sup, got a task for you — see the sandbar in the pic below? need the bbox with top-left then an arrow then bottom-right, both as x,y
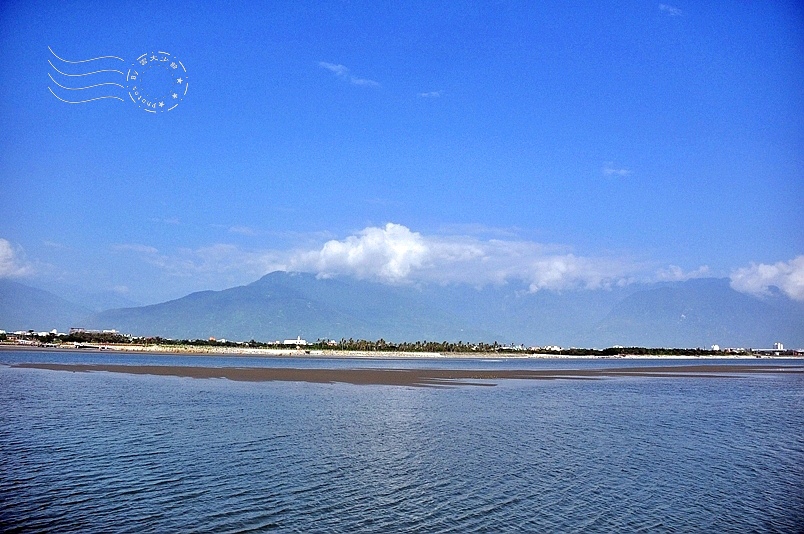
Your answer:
10,363 -> 803,387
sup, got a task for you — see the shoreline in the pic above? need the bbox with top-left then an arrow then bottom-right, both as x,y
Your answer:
10,362 -> 804,387
1,343 -> 798,360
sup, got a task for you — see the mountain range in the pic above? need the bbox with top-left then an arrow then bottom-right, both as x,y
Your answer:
2,272 -> 802,348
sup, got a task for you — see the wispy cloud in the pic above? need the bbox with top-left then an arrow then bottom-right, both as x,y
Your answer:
228,225 -> 257,236
0,238 -> 32,278
319,62 -> 380,87
319,62 -> 349,77
113,243 -> 159,255
730,256 -> 804,301
149,217 -> 181,226
42,240 -> 70,250
114,242 -> 285,282
602,162 -> 632,177
349,77 -> 380,87
659,4 -> 683,16
438,223 -> 522,239
418,91 -> 442,98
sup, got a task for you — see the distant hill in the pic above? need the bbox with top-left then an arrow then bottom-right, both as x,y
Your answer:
83,271 -> 804,348
590,278 -> 804,348
31,281 -> 141,313
0,279 -> 92,331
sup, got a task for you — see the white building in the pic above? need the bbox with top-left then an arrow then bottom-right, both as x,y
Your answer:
773,342 -> 784,351
283,336 -> 307,346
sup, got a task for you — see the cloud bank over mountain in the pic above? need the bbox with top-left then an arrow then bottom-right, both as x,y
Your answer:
102,224 -> 804,303
730,256 -> 804,301
288,223 -> 634,292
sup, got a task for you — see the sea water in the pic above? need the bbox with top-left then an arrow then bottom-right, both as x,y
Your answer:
1,352 -> 802,532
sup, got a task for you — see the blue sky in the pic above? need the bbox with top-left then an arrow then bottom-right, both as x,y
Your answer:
1,0 -> 802,304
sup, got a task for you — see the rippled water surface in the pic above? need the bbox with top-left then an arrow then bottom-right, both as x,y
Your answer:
1,352 -> 802,532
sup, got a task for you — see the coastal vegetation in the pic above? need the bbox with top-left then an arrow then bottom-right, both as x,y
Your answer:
3,329 -> 792,356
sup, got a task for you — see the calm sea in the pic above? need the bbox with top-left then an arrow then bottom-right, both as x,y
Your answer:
1,351 -> 802,532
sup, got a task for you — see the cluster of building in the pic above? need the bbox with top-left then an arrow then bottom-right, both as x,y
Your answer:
207,336 -> 311,346
711,342 -> 790,355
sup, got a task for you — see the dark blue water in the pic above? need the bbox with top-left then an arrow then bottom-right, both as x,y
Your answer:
2,352 -> 803,532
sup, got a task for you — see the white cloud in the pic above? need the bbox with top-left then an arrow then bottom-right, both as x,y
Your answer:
657,264 -> 710,281
523,255 -> 630,292
659,4 -> 683,16
287,223 -> 636,291
602,162 -> 631,177
418,91 -> 442,98
0,238 -> 31,278
730,256 -> 804,301
289,223 -> 427,282
319,61 -> 380,87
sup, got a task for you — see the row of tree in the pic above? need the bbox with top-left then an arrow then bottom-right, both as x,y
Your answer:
317,339 -> 723,355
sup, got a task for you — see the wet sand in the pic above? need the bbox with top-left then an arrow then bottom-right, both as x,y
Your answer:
11,363 -> 804,387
